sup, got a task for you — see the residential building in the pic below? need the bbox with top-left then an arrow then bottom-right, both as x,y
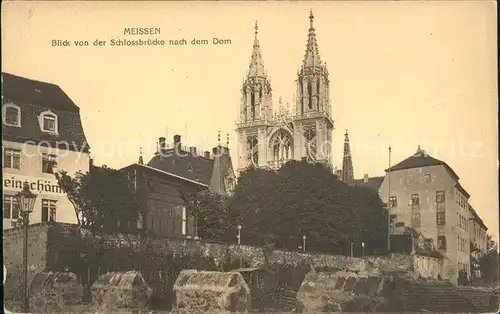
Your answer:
236,11 -> 334,172
469,204 -> 488,279
469,205 -> 488,254
119,134 -> 236,239
2,72 -> 90,229
374,146 -> 482,284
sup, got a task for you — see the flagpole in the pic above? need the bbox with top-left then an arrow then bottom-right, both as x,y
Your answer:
387,145 -> 392,254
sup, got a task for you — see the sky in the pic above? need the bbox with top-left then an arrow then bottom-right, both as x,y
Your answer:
2,1 -> 498,237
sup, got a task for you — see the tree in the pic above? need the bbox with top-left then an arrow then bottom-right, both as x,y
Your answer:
55,165 -> 143,232
229,160 -> 388,254
182,190 -> 231,242
479,234 -> 500,287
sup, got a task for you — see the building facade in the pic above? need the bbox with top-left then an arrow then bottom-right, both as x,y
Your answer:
375,146 -> 486,284
236,11 -> 334,172
2,72 -> 90,229
119,134 -> 236,239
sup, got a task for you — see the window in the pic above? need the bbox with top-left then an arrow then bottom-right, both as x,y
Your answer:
437,236 -> 447,250
3,104 -> 21,127
181,206 -> 187,236
39,110 -> 58,133
436,190 -> 445,203
42,154 -> 57,174
137,212 -> 144,229
389,196 -> 397,208
437,211 -> 446,226
412,212 -> 421,228
411,194 -> 420,206
41,199 -> 57,222
3,148 -> 21,169
227,178 -> 235,192
424,174 -> 431,183
43,114 -> 56,132
3,196 -> 20,219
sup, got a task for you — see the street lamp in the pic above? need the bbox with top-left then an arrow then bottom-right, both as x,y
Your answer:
237,225 -> 242,245
362,242 -> 365,257
302,235 -> 307,253
15,181 -> 37,313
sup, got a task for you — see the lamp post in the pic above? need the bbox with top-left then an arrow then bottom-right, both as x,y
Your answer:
237,225 -> 242,245
15,181 -> 38,313
362,242 -> 365,257
302,235 -> 307,253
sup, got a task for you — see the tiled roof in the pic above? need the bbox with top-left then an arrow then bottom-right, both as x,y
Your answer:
469,205 -> 488,231
386,148 -> 459,181
2,72 -> 89,152
120,163 -> 209,188
2,72 -> 80,112
349,176 -> 384,191
147,148 -> 214,185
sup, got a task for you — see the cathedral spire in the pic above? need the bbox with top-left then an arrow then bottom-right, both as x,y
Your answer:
138,146 -> 144,165
248,21 -> 266,78
342,130 -> 354,182
303,9 -> 322,68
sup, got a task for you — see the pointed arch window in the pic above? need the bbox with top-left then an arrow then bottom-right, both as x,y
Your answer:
250,91 -> 256,119
2,104 -> 21,127
316,79 -> 321,107
271,130 -> 293,162
307,81 -> 313,109
247,136 -> 259,167
300,79 -> 304,113
304,127 -> 317,161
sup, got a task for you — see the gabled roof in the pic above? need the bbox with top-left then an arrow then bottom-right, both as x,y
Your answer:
349,176 -> 384,191
395,226 -> 443,258
147,149 -> 214,186
2,72 -> 90,152
386,147 -> 459,181
209,146 -> 235,195
120,163 -> 209,188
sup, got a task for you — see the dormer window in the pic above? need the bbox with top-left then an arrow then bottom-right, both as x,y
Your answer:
39,110 -> 58,134
2,104 -> 21,127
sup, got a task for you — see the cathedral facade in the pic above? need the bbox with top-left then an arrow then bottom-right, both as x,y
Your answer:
236,11 -> 335,172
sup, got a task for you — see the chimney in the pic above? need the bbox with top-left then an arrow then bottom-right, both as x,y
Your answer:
173,134 -> 181,145
89,157 -> 94,169
363,174 -> 369,183
189,146 -> 197,156
159,137 -> 166,150
204,151 -> 210,159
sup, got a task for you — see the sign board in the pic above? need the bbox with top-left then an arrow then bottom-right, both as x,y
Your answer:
3,174 -> 65,196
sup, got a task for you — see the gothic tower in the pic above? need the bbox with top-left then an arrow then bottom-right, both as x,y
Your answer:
341,130 -> 354,182
236,11 -> 334,172
236,22 -> 273,170
293,10 -> 334,165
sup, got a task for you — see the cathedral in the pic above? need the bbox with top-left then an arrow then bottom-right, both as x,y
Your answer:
235,10 -> 353,182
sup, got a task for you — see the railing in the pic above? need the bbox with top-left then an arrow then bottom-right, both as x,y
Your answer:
268,159 -> 292,169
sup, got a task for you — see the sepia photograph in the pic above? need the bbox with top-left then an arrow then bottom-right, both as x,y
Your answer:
1,0 -> 498,312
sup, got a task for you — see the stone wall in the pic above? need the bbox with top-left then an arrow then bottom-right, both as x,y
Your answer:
2,222 -> 444,302
366,254 -> 442,280
2,223 -> 50,301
